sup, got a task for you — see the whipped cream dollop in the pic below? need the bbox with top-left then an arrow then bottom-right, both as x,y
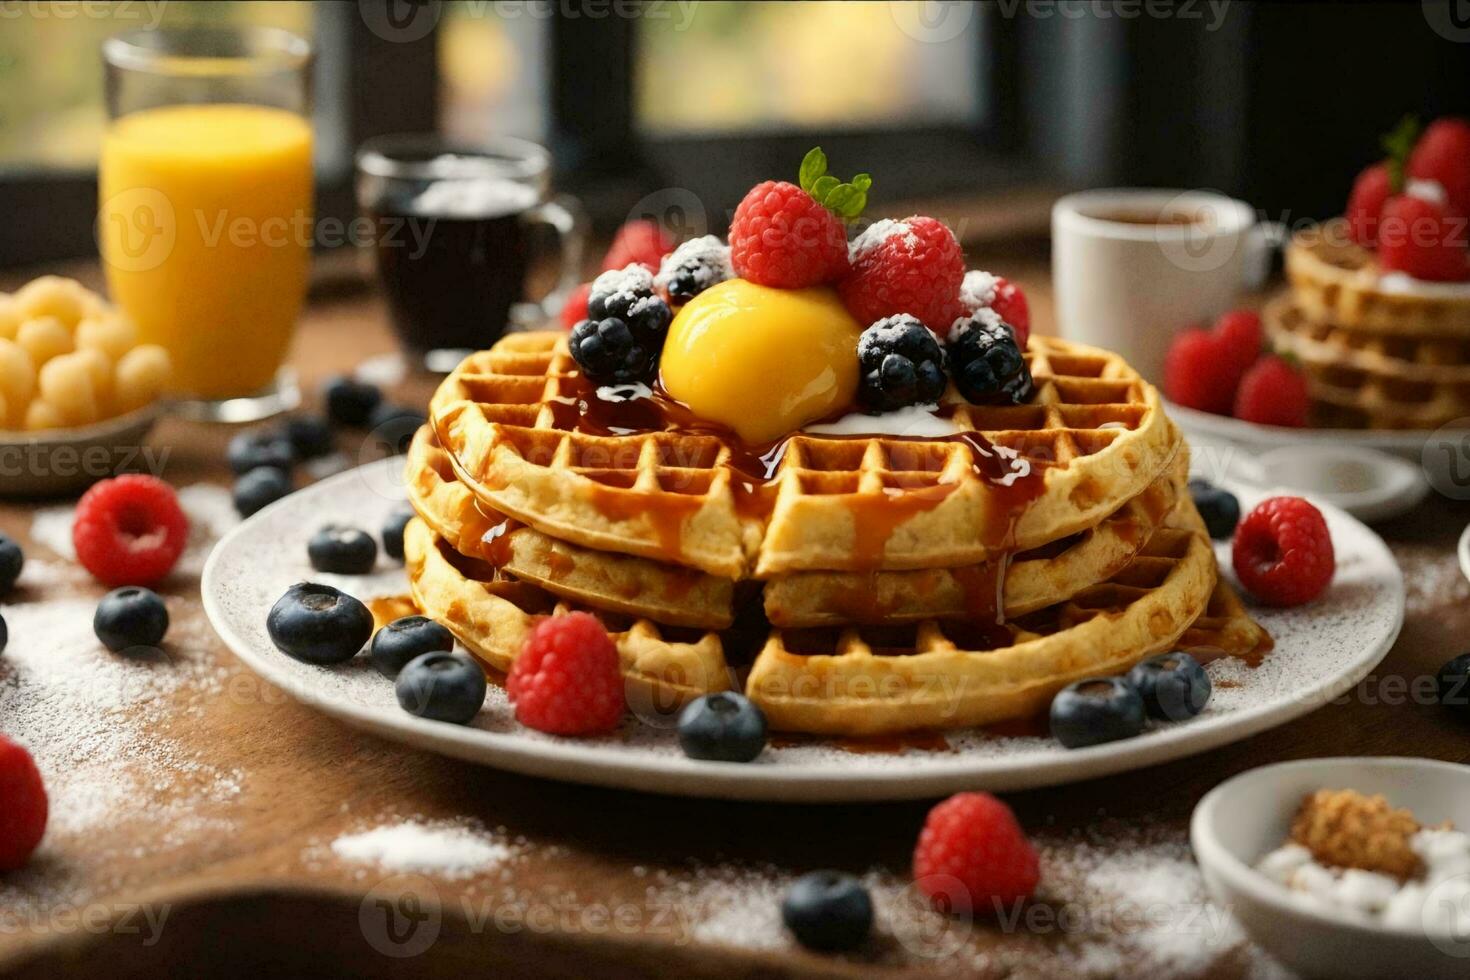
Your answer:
803,404 -> 960,439
1255,828 -> 1470,934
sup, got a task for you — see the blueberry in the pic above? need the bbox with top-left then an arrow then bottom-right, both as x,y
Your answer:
1128,652 -> 1212,720
781,871 -> 873,952
949,314 -> 1034,405
1188,480 -> 1241,540
1436,653 -> 1470,712
234,466 -> 293,517
0,533 -> 23,596
307,524 -> 378,575
267,582 -> 373,665
395,651 -> 487,724
283,414 -> 335,459
93,586 -> 169,653
0,611 -> 7,655
366,403 -> 427,456
227,429 -> 294,475
856,315 -> 947,412
677,692 -> 768,762
323,375 -> 382,427
372,615 -> 455,678
1049,677 -> 1146,749
382,504 -> 415,562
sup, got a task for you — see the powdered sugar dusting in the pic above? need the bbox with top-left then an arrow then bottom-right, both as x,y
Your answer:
1396,543 -> 1467,617
948,306 -> 1002,342
654,235 -> 731,293
959,269 -> 1000,311
849,218 -> 918,264
590,264 -> 655,306
328,821 -> 515,879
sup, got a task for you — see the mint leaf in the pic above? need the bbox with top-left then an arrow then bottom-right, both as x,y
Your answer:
851,173 -> 872,193
799,147 -> 827,194
824,183 -> 866,221
810,175 -> 838,201
1381,115 -> 1420,193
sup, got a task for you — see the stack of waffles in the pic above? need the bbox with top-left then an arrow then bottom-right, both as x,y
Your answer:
1268,222 -> 1470,429
403,331 -> 1269,736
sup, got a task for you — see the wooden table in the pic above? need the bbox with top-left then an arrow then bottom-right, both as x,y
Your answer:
0,258 -> 1465,980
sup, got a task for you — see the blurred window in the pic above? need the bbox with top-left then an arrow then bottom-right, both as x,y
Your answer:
438,1 -> 548,144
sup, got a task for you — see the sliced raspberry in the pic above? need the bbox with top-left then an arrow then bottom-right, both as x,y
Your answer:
1163,328 -> 1235,415
729,180 -> 850,288
602,220 -> 674,274
1232,496 -> 1335,607
560,282 -> 592,330
1345,162 -> 1393,248
72,474 -> 189,586
1234,354 -> 1308,427
1408,117 -> 1470,220
1378,194 -> 1470,282
0,735 -> 47,871
507,611 -> 625,736
913,792 -> 1039,914
839,216 -> 965,334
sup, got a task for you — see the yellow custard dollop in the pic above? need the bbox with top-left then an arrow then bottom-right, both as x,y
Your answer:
660,279 -> 862,444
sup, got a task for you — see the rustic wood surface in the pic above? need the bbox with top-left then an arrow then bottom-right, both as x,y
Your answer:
0,254 -> 1465,980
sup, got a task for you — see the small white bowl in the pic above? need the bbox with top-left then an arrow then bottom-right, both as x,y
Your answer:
1192,757 -> 1470,979
0,403 -> 161,498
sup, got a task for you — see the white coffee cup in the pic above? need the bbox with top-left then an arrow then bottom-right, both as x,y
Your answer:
1051,189 -> 1275,383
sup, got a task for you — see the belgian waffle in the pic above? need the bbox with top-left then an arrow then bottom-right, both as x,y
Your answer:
430,332 -> 1182,578
1285,224 -> 1470,336
1265,294 -> 1470,429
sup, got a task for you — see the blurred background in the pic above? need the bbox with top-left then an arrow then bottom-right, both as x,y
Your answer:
2,0 -> 1469,266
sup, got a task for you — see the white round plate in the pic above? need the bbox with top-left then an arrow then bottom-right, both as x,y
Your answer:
1458,524 -> 1470,586
1166,399 -> 1461,456
202,458 -> 1405,803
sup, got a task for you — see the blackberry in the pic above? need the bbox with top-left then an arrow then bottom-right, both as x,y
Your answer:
856,315 -> 947,412
587,265 -> 658,321
948,312 -> 1034,405
655,235 -> 731,305
573,265 -> 673,383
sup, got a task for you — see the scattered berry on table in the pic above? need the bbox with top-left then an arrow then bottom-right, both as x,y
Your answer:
1049,677 -> 1147,749
1436,653 -> 1470,712
948,311 -> 1034,405
912,791 -> 1040,913
1163,327 -> 1236,415
559,281 -> 592,329
93,586 -> 169,653
839,215 -> 965,334
655,235 -> 732,305
371,615 -> 455,679
601,219 -> 674,273
1407,117 -> 1470,220
322,375 -> 382,427
72,474 -> 189,586
227,429 -> 295,475
307,524 -> 378,575
1346,162 -> 1393,248
266,582 -> 373,665
0,533 -> 23,596
0,735 -> 47,871
395,651 -> 487,724
856,315 -> 947,412
283,414 -> 335,459
1232,496 -> 1335,607
677,692 -> 768,762
233,466 -> 293,518
0,611 -> 7,655
381,505 -> 416,562
1378,194 -> 1470,282
1233,354 -> 1309,428
959,270 -> 1031,347
780,871 -> 873,952
1188,479 -> 1241,539
507,611 -> 625,736
366,403 -> 427,456
1128,652 -> 1212,721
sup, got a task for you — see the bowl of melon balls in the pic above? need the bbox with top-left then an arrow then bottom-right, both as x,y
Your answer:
0,275 -> 171,496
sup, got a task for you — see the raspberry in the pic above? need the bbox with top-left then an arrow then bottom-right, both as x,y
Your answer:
1408,117 -> 1470,219
1345,162 -> 1393,248
912,792 -> 1039,914
1234,354 -> 1308,427
601,220 -> 673,273
840,216 -> 965,334
507,612 -> 625,735
1213,309 -> 1262,380
560,282 -> 592,329
729,180 -> 849,288
72,474 -> 189,586
1163,328 -> 1235,415
0,735 -> 47,871
1232,496 -> 1335,607
959,270 -> 1030,347
1378,194 -> 1470,282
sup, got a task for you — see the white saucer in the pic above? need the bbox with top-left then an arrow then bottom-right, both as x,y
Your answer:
202,458 -> 1405,803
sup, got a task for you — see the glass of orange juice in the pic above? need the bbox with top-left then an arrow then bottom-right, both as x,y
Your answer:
99,27 -> 312,421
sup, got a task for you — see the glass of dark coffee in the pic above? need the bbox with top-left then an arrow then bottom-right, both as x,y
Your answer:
355,134 -> 584,372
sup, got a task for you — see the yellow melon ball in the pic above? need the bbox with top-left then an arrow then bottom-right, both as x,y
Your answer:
24,398 -> 65,432
0,295 -> 20,340
16,316 -> 73,366
13,276 -> 90,329
38,353 -> 99,426
114,344 -> 171,414
0,337 -> 36,412
73,347 -> 114,417
75,315 -> 138,362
